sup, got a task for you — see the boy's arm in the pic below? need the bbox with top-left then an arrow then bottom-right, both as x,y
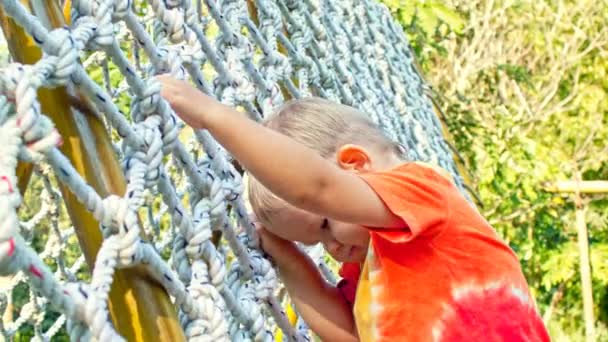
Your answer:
258,228 -> 359,341
158,76 -> 402,228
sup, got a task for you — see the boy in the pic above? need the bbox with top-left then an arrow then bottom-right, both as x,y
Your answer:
158,76 -> 550,341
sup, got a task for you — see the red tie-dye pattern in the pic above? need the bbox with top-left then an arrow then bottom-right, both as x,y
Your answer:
436,284 -> 550,342
333,163 -> 550,341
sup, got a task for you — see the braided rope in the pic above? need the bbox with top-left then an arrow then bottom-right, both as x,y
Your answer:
0,0 -> 465,340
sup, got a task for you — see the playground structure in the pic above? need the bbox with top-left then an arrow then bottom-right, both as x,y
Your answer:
0,0 -> 465,340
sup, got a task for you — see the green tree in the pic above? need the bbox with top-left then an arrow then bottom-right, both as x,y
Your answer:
382,0 -> 608,339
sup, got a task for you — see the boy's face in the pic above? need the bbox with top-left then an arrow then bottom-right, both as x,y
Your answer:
258,142 -> 403,263
266,205 -> 369,263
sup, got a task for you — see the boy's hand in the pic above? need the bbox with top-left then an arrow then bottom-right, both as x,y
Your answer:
254,221 -> 294,258
157,75 -> 217,129
253,220 -> 357,341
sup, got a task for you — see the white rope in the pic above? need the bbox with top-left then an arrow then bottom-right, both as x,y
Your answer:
0,0 -> 466,340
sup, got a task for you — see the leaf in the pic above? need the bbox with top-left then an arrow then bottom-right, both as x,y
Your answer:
427,2 -> 465,33
89,67 -> 103,83
383,0 -> 407,12
416,5 -> 440,35
541,242 -> 578,289
577,84 -> 605,113
497,64 -> 532,86
590,244 -> 608,283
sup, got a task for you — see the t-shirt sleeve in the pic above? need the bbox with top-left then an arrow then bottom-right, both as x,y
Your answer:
358,162 -> 452,243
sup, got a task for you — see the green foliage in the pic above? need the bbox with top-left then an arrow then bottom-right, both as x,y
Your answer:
385,0 -> 465,34
382,1 -> 465,67
383,0 -> 608,339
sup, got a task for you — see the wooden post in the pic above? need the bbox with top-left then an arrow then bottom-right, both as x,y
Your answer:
545,177 -> 599,341
543,180 -> 608,194
574,175 -> 595,342
0,1 -> 185,341
15,162 -> 33,195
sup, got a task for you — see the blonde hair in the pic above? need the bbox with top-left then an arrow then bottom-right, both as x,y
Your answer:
247,97 -> 404,225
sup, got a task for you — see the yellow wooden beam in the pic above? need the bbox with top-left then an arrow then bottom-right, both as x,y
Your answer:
0,1 -> 184,341
543,180 -> 608,194
15,162 -> 33,196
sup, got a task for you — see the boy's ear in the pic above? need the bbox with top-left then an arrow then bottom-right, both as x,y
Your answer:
336,144 -> 372,172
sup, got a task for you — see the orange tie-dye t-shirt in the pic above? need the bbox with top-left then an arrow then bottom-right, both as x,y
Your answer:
336,162 -> 550,341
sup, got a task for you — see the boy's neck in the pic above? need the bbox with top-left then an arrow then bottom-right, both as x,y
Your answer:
374,154 -> 406,172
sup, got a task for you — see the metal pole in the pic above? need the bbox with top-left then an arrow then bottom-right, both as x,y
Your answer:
0,1 -> 184,341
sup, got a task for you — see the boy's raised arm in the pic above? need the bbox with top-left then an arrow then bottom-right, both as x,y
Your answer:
158,76 -> 401,228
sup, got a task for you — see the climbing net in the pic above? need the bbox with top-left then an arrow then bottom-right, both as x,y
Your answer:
0,0 -> 464,340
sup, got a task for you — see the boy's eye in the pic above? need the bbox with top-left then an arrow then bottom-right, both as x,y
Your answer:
321,218 -> 329,230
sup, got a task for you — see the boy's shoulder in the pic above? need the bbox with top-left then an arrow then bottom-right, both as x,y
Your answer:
389,161 -> 455,184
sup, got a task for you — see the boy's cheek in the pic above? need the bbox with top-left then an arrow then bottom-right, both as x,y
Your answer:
334,225 -> 370,247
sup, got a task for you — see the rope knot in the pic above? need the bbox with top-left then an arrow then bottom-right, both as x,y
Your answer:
180,35 -> 205,66
112,0 -> 132,21
99,195 -> 129,234
130,121 -> 164,186
16,106 -> 62,163
205,171 -> 230,218
164,0 -> 183,10
185,261 -> 229,339
43,28 -> 78,86
72,0 -> 113,48
132,78 -> 162,119
155,5 -> 186,43
187,199 -> 213,257
159,112 -> 179,154
155,48 -> 186,78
